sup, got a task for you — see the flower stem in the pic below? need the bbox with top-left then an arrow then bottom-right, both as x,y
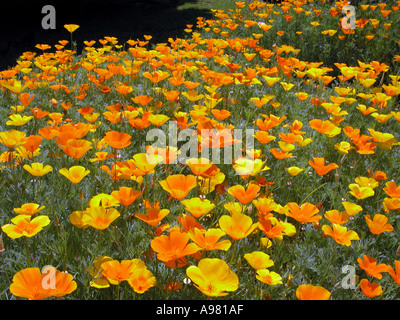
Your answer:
25,237 -> 30,268
229,239 -> 238,266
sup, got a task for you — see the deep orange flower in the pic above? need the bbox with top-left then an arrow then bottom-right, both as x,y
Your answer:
383,181 -> 400,198
104,131 -> 132,149
322,223 -> 359,246
227,183 -> 260,204
188,227 -> 231,252
159,174 -> 197,200
10,267 -> 77,300
357,255 -> 388,279
296,284 -> 331,300
364,214 -> 394,234
386,260 -> 400,286
100,259 -> 139,283
150,228 -> 200,267
135,206 -> 170,227
61,139 -> 92,160
360,279 -> 382,298
285,202 -> 322,224
111,187 -> 142,207
308,157 -> 339,176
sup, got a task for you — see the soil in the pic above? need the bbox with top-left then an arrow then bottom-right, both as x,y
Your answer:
0,0 -> 213,71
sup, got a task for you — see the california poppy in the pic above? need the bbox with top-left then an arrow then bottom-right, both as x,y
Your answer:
111,187 -> 142,207
135,206 -> 170,227
9,267 -> 77,300
181,197 -> 215,218
360,279 -> 382,298
322,223 -> 359,246
186,258 -> 239,297
308,157 -> 339,176
357,255 -> 388,279
101,259 -> 142,283
59,166 -> 90,184
218,212 -> 257,240
256,269 -> 283,285
13,203 -> 45,216
80,206 -> 120,230
150,228 -> 199,267
244,251 -> 274,270
159,174 -> 197,200
285,202 -> 322,224
227,184 -> 260,204
188,227 -> 231,252
364,214 -> 393,234
2,215 -> 50,238
296,284 -> 331,300
23,162 -> 53,177
104,131 -> 132,149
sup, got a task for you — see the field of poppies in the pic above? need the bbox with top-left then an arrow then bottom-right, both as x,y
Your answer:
0,0 -> 400,300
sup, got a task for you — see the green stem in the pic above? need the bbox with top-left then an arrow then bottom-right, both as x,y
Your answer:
229,239 -> 238,266
25,237 -> 30,267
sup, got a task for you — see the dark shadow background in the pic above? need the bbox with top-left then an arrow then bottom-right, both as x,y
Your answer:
0,0 -> 213,70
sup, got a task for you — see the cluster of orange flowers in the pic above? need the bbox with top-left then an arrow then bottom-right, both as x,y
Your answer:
0,0 -> 400,300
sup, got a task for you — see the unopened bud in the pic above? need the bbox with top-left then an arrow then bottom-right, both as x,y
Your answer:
396,244 -> 400,256
54,214 -> 60,227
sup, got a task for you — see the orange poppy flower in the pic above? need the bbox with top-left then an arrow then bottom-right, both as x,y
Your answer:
150,228 -> 200,267
218,212 -> 257,240
308,157 -> 339,176
127,266 -> 157,294
111,187 -> 142,207
322,223 -> 359,246
383,181 -> 400,198
309,119 -> 341,137
257,218 -> 295,240
21,135 -> 42,154
177,214 -> 205,233
79,206 -> 120,230
9,267 -> 77,300
227,184 -> 260,204
61,139 -> 92,160
364,214 -> 393,234
100,259 -> 141,283
104,131 -> 132,149
135,207 -> 170,227
360,279 -> 382,298
357,255 -> 388,279
159,174 -> 197,200
324,210 -> 350,225
188,227 -> 231,252
2,215 -> 50,238
386,260 -> 400,286
30,108 -> 49,120
211,109 -> 231,121
296,284 -> 331,300
285,202 -> 322,224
